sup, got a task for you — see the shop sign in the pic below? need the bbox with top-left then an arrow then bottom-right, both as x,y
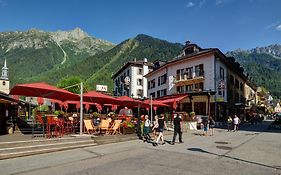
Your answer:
96,85 -> 108,92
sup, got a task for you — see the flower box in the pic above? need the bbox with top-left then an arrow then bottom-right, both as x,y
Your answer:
121,127 -> 135,134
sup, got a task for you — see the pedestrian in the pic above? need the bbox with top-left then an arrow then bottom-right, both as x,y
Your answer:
233,115 -> 240,132
143,115 -> 151,142
202,117 -> 209,136
209,116 -> 215,136
227,116 -> 232,131
155,114 -> 166,145
172,114 -> 183,144
152,115 -> 159,141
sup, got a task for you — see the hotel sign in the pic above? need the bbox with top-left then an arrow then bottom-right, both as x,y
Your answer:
96,85 -> 108,92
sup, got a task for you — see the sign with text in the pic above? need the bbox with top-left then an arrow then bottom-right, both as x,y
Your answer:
96,85 -> 108,92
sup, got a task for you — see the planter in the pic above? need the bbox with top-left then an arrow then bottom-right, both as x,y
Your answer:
121,127 -> 135,134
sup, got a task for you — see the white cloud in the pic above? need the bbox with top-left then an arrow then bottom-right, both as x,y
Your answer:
215,0 -> 231,6
186,2 -> 195,8
276,24 -> 281,31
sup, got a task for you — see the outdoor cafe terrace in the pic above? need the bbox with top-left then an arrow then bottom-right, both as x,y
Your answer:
7,82 -> 171,138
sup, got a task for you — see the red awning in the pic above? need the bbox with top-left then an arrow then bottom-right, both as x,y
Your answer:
157,94 -> 188,108
10,82 -> 79,101
142,99 -> 169,108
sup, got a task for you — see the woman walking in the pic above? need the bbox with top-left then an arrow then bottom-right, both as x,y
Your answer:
152,115 -> 159,141
155,114 -> 166,146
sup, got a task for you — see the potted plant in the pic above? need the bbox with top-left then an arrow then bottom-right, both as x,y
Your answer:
120,121 -> 135,134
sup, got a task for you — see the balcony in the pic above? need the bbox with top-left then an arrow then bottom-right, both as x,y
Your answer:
174,71 -> 204,86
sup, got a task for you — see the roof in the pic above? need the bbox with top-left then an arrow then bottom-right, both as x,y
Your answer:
145,49 -> 214,77
112,60 -> 154,79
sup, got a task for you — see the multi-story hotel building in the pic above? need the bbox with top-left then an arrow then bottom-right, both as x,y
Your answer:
145,42 -> 248,120
112,58 -> 153,99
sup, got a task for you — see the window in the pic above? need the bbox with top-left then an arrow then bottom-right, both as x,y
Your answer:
157,90 -> 160,97
176,86 -> 184,94
220,67 -> 224,80
180,69 -> 185,80
151,79 -> 155,88
176,69 -> 180,80
195,64 -> 204,76
161,74 -> 167,85
148,81 -> 151,90
185,85 -> 193,92
137,89 -> 143,96
176,69 -> 184,80
2,81 -> 5,86
186,67 -> 193,79
158,74 -> 167,86
194,82 -> 204,91
138,68 -> 142,75
127,70 -> 130,76
160,89 -> 167,97
137,79 -> 142,86
150,92 -> 155,98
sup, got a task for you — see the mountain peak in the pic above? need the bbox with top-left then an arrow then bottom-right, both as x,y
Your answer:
50,27 -> 90,43
69,27 -> 89,40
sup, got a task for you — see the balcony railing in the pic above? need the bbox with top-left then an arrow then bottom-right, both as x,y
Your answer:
175,70 -> 204,85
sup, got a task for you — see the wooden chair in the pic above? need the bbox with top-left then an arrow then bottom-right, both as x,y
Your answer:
107,120 -> 122,135
99,120 -> 110,133
83,119 -> 97,134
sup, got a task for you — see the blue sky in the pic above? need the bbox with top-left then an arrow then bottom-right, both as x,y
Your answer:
0,0 -> 280,52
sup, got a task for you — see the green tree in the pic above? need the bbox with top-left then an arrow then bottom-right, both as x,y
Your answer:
57,76 -> 88,94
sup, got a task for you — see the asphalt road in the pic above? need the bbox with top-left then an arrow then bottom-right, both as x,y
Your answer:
0,121 -> 280,175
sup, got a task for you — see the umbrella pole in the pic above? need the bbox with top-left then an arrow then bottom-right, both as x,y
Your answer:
150,95 -> 153,122
80,82 -> 83,135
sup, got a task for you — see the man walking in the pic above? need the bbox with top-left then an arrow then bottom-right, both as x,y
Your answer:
171,114 -> 183,144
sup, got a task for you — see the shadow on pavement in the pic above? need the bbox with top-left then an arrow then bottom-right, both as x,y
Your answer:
187,147 -> 280,170
216,120 -> 281,133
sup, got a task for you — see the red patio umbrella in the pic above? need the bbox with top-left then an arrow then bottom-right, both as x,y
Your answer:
142,99 -> 169,108
117,96 -> 142,108
10,82 -> 79,101
83,91 -> 119,105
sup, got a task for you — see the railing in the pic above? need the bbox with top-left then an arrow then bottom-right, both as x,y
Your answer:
176,70 -> 204,82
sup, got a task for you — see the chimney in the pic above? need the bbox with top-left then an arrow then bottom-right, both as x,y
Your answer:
144,58 -> 147,63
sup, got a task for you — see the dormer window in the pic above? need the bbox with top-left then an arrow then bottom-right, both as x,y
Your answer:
183,43 -> 201,56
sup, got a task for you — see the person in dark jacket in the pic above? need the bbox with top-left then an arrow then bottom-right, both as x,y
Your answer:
171,114 -> 183,144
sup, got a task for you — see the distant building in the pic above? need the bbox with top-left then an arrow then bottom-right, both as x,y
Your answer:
145,42 -> 248,121
0,59 -> 9,94
112,58 -> 153,98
